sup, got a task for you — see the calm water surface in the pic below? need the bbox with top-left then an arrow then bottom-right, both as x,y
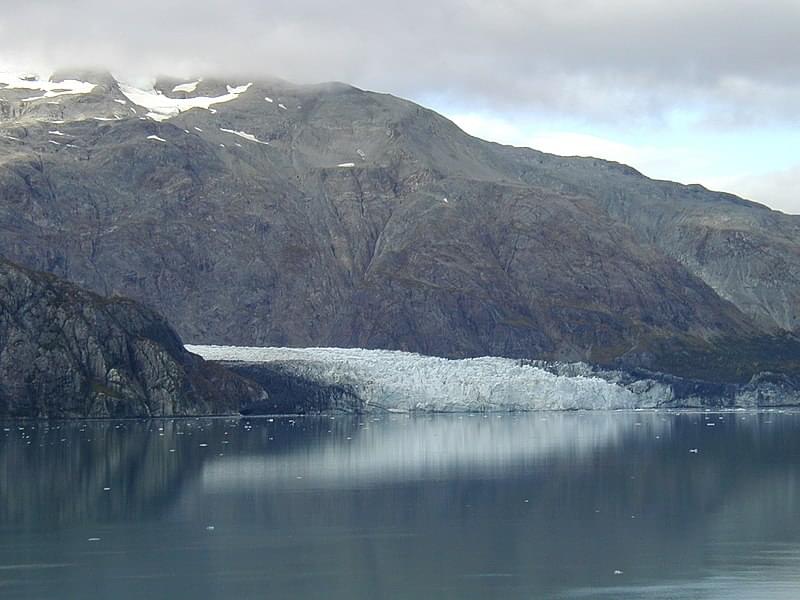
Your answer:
1,411 -> 799,599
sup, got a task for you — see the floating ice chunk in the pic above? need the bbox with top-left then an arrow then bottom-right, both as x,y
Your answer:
337,162 -> 356,168
172,80 -> 201,93
220,127 -> 270,145
117,80 -> 252,121
264,96 -> 274,103
147,135 -> 166,142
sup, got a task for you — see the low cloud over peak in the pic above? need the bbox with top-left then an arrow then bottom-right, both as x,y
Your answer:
2,0 -> 799,123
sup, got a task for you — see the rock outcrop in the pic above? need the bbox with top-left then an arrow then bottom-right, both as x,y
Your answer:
0,257 -> 267,418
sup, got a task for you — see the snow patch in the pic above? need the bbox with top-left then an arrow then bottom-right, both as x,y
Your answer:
337,162 -> 356,168
0,71 -> 96,101
172,80 -> 201,93
117,80 -> 252,121
227,84 -> 251,95
147,135 -> 166,142
220,128 -> 269,145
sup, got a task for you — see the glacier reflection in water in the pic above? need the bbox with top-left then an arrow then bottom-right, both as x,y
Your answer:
1,411 -> 800,599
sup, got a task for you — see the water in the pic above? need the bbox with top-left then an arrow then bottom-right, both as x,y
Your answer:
1,411 -> 799,599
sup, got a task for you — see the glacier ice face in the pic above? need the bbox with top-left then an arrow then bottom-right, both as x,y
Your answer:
187,346 -> 678,412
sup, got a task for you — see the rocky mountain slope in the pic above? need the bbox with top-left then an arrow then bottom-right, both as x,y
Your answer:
1,70 -> 798,381
0,256 -> 267,418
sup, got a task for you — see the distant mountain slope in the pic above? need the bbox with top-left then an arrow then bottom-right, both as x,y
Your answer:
0,70 -> 798,380
0,256 -> 266,418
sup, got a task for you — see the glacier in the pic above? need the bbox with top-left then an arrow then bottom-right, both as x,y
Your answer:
187,345 -> 800,412
187,345 -> 681,411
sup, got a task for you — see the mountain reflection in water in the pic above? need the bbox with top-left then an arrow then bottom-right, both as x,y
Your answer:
1,411 -> 799,599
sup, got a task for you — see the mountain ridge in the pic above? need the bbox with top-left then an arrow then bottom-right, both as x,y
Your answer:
1,68 -> 798,382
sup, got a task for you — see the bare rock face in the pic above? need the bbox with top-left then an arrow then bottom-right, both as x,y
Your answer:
0,71 -> 799,382
0,257 -> 267,418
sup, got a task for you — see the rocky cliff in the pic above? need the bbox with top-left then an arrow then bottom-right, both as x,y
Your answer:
0,257 -> 267,418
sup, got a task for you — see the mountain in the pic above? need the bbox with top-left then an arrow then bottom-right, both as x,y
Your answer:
0,256 -> 267,418
1,69 -> 799,382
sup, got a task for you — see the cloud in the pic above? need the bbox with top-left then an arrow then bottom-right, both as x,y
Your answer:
450,111 -> 800,214
1,0 -> 800,124
3,1 -> 797,213
707,166 -> 800,215
451,113 -> 712,183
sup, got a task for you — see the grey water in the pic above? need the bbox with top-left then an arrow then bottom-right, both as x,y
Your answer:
1,411 -> 799,599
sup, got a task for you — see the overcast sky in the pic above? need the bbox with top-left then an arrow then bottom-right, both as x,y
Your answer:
2,0 -> 798,213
